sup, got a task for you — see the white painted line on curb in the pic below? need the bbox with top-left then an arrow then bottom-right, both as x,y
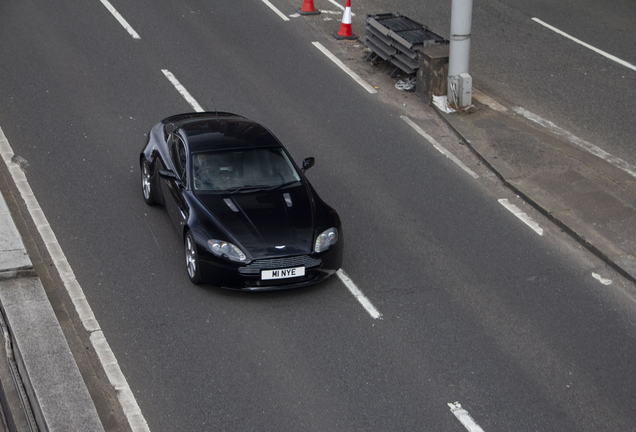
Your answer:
0,126 -> 150,432
162,69 -> 204,113
532,18 -> 636,73
592,273 -> 612,285
401,116 -> 480,179
312,42 -> 377,94
337,269 -> 382,320
99,0 -> 141,39
513,107 -> 636,179
498,198 -> 543,236
472,89 -> 508,113
261,0 -> 290,21
448,402 -> 485,432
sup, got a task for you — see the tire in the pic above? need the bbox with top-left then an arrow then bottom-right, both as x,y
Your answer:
141,159 -> 157,205
185,230 -> 202,284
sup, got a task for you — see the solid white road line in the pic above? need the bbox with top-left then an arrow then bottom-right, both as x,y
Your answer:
0,127 -> 150,432
498,198 -> 543,236
312,42 -> 378,94
99,0 -> 141,40
161,70 -> 204,113
532,18 -> 636,73
401,116 -> 480,179
337,269 -> 382,320
513,107 -> 636,179
448,402 -> 485,432
261,0 -> 290,21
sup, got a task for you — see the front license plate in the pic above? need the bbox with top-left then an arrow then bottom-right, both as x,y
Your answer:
261,267 -> 305,280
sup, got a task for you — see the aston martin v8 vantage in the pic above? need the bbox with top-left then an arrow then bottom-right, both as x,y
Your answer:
140,112 -> 343,290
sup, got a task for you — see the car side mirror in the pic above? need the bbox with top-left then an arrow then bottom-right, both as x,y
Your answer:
301,157 -> 315,173
158,169 -> 178,180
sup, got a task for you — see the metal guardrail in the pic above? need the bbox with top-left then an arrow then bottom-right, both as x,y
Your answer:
365,13 -> 448,76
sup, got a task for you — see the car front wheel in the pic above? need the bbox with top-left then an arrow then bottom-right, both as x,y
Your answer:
185,230 -> 202,284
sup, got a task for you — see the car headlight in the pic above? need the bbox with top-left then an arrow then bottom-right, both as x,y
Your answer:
314,228 -> 338,253
207,239 -> 246,262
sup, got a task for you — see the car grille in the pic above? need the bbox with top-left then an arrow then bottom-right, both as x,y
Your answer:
239,255 -> 322,275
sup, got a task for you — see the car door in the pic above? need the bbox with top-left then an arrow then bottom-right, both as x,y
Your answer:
163,133 -> 190,231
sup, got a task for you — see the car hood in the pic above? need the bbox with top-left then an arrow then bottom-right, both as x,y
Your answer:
196,185 -> 314,259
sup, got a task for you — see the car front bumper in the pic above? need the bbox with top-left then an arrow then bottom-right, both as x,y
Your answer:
196,241 -> 344,291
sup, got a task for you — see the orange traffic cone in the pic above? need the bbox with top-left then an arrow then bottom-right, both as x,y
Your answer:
298,0 -> 320,15
333,0 -> 357,40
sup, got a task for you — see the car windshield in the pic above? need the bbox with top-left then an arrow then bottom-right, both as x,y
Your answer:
192,147 -> 301,192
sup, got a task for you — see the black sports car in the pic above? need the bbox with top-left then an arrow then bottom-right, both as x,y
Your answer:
140,112 -> 343,290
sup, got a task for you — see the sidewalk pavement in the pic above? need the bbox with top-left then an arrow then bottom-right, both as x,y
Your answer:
0,180 -> 104,430
436,89 -> 636,284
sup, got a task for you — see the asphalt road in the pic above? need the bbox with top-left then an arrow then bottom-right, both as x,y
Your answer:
1,0 -> 635,431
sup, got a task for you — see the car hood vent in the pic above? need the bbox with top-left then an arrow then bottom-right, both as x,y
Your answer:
197,186 -> 314,258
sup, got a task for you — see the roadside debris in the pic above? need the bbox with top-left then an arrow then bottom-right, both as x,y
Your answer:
10,155 -> 29,173
433,95 -> 474,113
395,77 -> 416,92
433,95 -> 455,113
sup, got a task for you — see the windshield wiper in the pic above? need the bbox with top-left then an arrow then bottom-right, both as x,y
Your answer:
268,180 -> 301,191
227,184 -> 266,194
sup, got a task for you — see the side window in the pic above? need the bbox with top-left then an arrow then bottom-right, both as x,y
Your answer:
168,134 -> 188,182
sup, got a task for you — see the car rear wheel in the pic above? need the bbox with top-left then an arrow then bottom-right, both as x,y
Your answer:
185,230 -> 202,284
141,159 -> 156,205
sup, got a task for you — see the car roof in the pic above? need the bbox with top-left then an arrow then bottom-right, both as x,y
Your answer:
162,112 -> 282,153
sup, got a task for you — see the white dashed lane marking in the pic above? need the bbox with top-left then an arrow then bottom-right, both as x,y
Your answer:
312,42 -> 378,94
337,269 -> 383,320
261,0 -> 290,21
498,198 -> 543,236
401,116 -> 479,179
99,0 -> 141,39
162,70 -> 204,112
448,402 -> 485,432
